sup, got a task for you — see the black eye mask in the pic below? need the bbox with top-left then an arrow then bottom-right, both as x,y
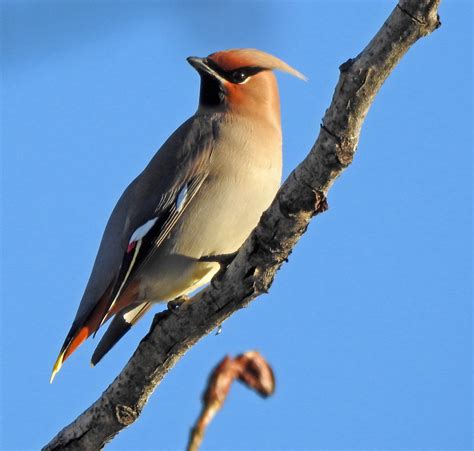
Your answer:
205,59 -> 266,84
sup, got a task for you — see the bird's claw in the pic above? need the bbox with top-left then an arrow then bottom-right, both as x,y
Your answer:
200,251 -> 238,279
167,295 -> 189,314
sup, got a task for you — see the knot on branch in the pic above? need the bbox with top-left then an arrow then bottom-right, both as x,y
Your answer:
336,136 -> 357,166
320,125 -> 357,167
115,404 -> 138,426
244,251 -> 274,296
397,0 -> 441,35
314,191 -> 329,215
339,58 -> 355,73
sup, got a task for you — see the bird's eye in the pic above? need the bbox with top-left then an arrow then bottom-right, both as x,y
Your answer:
231,69 -> 248,84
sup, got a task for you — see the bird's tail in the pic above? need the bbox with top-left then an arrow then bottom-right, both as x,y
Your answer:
50,282 -> 139,383
50,300 -> 108,383
91,302 -> 152,366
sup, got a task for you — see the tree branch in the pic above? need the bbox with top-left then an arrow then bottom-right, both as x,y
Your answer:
43,1 -> 441,449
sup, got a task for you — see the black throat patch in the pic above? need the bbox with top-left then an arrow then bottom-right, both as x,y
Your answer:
199,73 -> 226,108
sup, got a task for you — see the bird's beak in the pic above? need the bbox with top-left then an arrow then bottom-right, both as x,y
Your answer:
187,57 -> 224,81
187,56 -> 206,71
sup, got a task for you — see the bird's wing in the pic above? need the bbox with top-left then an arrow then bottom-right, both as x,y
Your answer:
52,115 -> 219,379
90,302 -> 153,366
96,167 -> 207,329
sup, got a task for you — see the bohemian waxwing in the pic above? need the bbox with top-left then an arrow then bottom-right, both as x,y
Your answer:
51,48 -> 305,382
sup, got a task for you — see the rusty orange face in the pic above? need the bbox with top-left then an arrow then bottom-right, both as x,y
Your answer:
187,48 -> 305,111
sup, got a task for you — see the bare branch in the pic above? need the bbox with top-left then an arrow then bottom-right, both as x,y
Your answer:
43,1 -> 441,449
187,351 -> 275,451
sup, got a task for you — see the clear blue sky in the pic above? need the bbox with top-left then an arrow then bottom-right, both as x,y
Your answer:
1,1 -> 472,450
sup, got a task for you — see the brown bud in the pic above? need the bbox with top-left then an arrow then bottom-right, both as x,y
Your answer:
235,351 -> 275,397
187,351 -> 275,451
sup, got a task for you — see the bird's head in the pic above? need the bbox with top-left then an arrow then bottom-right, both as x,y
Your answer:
187,48 -> 305,118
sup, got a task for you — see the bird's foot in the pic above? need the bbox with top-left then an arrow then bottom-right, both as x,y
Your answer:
200,251 -> 238,279
167,295 -> 189,314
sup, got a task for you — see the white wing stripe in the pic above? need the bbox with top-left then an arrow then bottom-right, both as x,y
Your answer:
176,185 -> 188,211
99,239 -> 142,329
129,218 -> 158,244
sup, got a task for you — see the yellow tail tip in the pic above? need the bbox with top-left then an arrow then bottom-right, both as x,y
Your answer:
50,353 -> 64,384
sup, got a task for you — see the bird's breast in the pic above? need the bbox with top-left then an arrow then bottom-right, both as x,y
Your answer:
172,118 -> 282,258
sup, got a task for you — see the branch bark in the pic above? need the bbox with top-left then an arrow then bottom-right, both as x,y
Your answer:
44,1 -> 441,449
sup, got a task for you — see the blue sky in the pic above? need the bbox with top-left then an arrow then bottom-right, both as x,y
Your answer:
1,1 -> 472,450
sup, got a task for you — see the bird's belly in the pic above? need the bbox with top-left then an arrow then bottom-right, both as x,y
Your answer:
173,164 -> 280,258
137,160 -> 280,303
137,252 -> 219,302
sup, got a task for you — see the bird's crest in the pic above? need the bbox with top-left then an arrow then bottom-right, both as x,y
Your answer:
208,48 -> 307,81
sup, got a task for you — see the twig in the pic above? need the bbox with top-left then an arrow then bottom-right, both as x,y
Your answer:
187,351 -> 275,451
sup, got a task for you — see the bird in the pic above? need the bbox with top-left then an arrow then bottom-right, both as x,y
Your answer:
51,48 -> 305,382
